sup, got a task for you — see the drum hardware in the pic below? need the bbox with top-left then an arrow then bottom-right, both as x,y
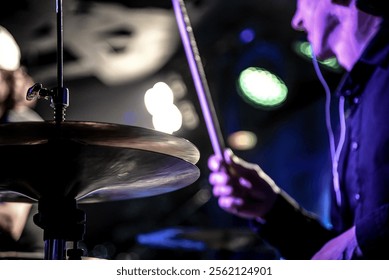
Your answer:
0,0 -> 200,260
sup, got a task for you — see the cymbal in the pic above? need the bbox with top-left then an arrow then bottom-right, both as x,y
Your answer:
0,121 -> 200,203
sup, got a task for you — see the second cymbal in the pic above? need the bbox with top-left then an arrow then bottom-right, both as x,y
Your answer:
0,121 -> 200,203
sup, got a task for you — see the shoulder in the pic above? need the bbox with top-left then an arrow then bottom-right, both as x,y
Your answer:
7,107 -> 43,122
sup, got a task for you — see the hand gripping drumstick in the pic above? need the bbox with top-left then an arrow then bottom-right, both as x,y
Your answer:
172,0 -> 226,159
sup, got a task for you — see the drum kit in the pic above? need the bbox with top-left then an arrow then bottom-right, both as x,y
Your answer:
0,0 -> 230,260
0,0 -> 203,260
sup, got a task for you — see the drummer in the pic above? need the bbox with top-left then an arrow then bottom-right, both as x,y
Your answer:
0,25 -> 43,252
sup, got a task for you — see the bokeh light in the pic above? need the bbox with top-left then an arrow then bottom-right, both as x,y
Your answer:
237,67 -> 288,108
144,82 -> 183,134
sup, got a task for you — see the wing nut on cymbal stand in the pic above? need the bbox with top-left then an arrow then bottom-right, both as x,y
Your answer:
26,83 -> 52,101
27,83 -> 69,124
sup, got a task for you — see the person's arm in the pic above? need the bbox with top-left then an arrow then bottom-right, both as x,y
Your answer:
0,202 -> 32,241
308,205 -> 389,260
251,191 -> 337,259
355,204 -> 389,259
208,149 -> 336,259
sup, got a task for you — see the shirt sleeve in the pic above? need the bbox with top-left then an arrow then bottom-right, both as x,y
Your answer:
250,190 -> 337,259
355,204 -> 389,259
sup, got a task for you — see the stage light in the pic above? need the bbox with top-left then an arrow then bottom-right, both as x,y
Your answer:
152,104 -> 183,134
144,81 -> 183,134
144,82 -> 174,115
293,41 -> 342,72
227,130 -> 257,150
239,28 -> 256,44
237,67 -> 288,108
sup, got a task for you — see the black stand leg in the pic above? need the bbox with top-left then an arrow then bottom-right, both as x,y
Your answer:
33,198 -> 86,260
44,239 -> 66,260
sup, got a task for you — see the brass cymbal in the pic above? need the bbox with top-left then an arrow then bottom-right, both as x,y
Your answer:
0,121 -> 200,203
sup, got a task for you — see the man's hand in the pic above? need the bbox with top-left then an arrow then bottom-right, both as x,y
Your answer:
312,226 -> 362,259
208,149 -> 280,221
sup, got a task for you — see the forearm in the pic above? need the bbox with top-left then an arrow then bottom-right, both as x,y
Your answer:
251,191 -> 337,259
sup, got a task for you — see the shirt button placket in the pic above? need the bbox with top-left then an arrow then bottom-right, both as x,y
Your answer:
351,139 -> 360,203
351,141 -> 359,151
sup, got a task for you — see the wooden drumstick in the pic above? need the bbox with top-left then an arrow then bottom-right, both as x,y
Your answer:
172,0 -> 225,159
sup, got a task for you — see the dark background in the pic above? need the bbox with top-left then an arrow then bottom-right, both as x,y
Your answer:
1,0 -> 343,259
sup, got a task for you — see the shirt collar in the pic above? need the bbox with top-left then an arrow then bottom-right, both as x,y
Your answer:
359,19 -> 389,67
336,19 -> 389,98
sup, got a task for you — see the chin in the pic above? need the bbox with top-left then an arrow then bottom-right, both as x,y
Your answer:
313,46 -> 334,61
309,35 -> 334,60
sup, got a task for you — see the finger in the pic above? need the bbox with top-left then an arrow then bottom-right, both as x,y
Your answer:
218,196 -> 243,210
225,152 -> 278,198
223,149 -> 261,179
218,196 -> 263,219
208,154 -> 223,171
223,148 -> 234,165
209,172 -> 229,185
212,185 -> 233,196
210,172 -> 252,197
238,177 -> 252,189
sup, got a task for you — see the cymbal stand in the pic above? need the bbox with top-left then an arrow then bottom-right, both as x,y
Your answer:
27,0 -> 69,125
26,0 -> 85,260
33,198 -> 86,260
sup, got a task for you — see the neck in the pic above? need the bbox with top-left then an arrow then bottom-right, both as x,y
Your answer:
334,12 -> 382,71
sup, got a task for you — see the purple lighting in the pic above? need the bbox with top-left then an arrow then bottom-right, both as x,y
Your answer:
240,28 -> 256,44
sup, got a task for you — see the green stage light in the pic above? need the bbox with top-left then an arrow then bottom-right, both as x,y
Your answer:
293,41 -> 342,72
237,67 -> 288,108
